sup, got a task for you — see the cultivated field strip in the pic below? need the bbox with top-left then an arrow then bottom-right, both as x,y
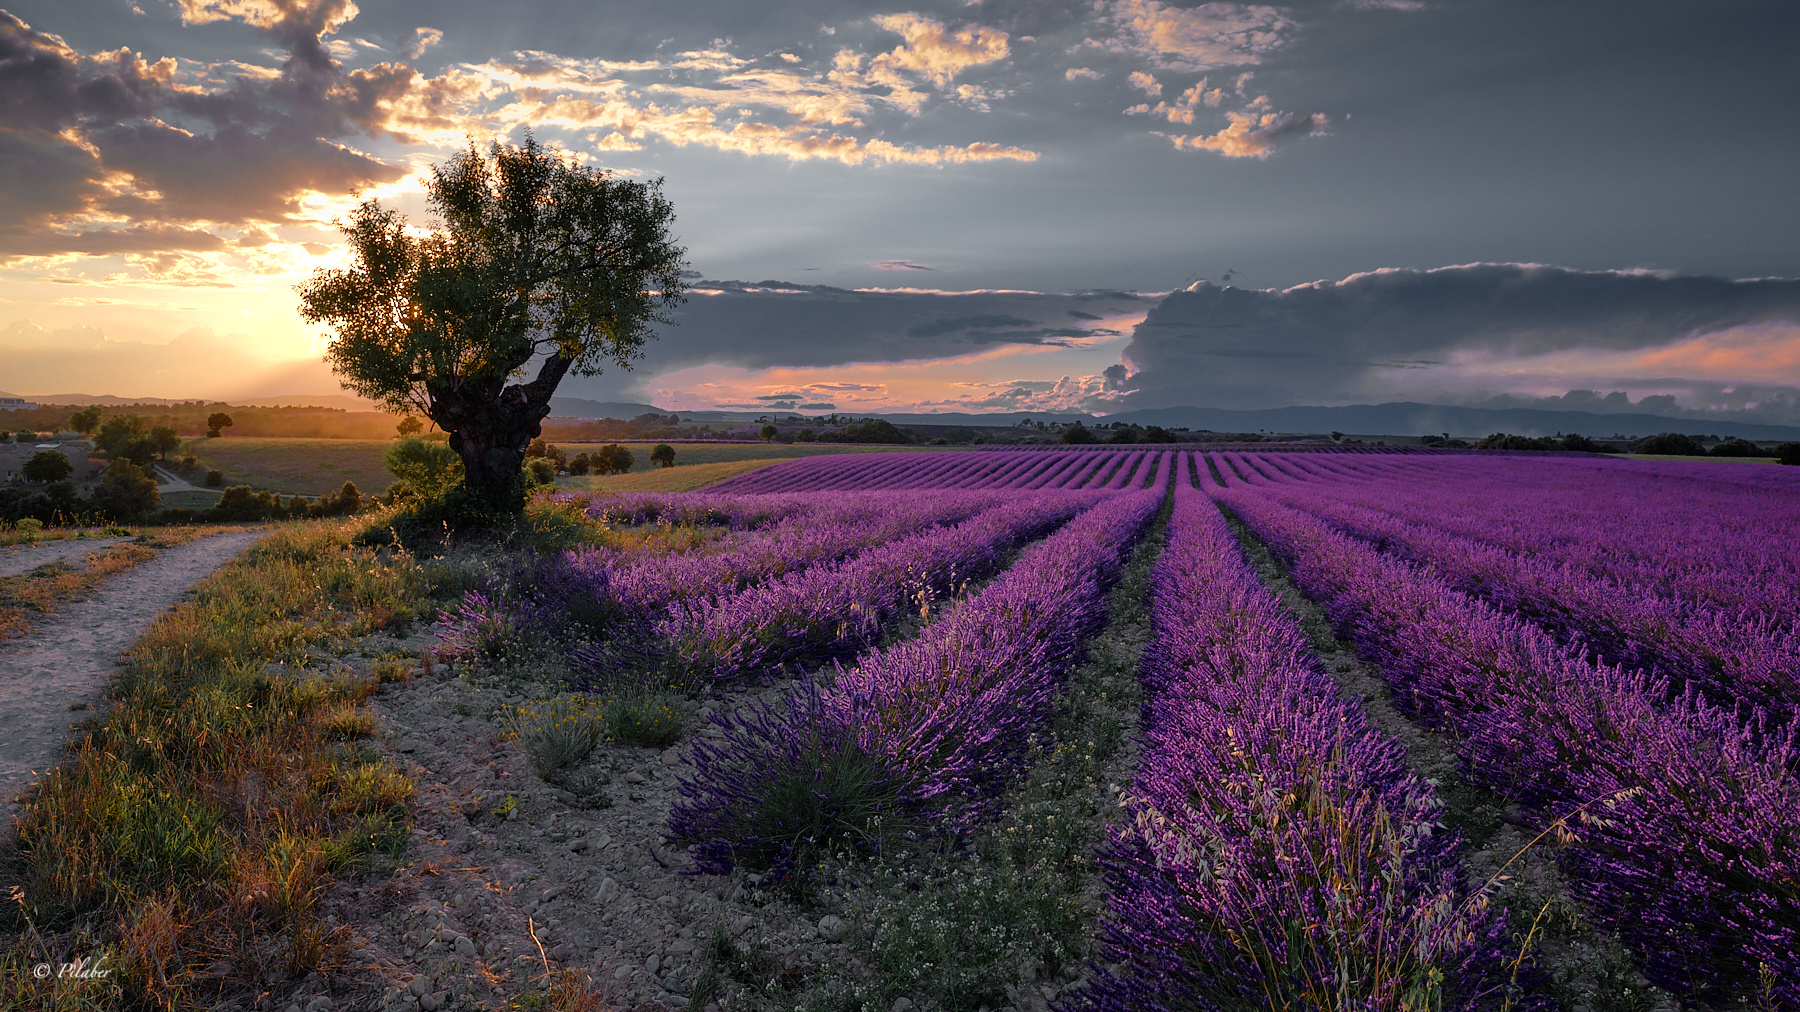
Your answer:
668,475 -> 1168,875
1226,465 -> 1800,721
1237,453 -> 1800,621
1215,487 -> 1800,1004
581,490 -> 1008,615
709,448 -> 1183,492
663,493 -> 1101,680
1087,458 -> 1505,1010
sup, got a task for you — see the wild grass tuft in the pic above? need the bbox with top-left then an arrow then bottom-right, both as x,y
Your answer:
603,688 -> 685,749
3,517 -> 431,1008
509,695 -> 608,779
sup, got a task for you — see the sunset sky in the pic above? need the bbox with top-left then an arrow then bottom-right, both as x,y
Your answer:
2,0 -> 1798,420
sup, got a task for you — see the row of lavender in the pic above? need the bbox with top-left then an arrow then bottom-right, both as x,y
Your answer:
670,474 -> 1168,872
1215,451 -> 1800,615
660,493 -> 1097,679
1084,458 -> 1509,1011
1212,452 -> 1800,722
442,490 -> 1104,688
712,449 -> 1172,492
1205,464 -> 1800,1003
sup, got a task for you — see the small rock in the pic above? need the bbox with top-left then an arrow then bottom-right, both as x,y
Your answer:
659,750 -> 681,767
645,954 -> 661,975
454,935 -> 476,956
283,1004 -> 302,1012
594,877 -> 620,903
730,916 -> 753,936
569,838 -> 590,853
624,771 -> 646,785
667,939 -> 694,955
663,975 -> 686,993
817,914 -> 849,943
552,943 -> 575,961
665,998 -> 689,1009
613,965 -> 633,980
891,999 -> 914,1012
306,997 -> 334,1012
552,788 -> 577,804
407,978 -> 430,997
419,993 -> 445,1012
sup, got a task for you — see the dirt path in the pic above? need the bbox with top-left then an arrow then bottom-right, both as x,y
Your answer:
0,529 -> 265,824
0,537 -> 132,578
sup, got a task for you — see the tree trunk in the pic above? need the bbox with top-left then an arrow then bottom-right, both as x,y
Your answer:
430,353 -> 572,513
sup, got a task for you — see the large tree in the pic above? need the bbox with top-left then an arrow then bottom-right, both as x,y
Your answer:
298,135 -> 687,510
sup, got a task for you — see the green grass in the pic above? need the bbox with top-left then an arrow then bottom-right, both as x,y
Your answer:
1618,453 -> 1778,464
158,490 -> 226,509
192,437 -> 970,498
191,437 -> 395,496
555,457 -> 786,492
2,517 -> 433,1009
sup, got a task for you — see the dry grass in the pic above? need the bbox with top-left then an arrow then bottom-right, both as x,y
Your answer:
554,457 -> 789,492
191,438 -> 396,496
1,518 -> 433,1010
0,528 -> 242,646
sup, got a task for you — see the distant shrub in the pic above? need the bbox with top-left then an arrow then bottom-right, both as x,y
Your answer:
210,485 -> 287,521
386,437 -> 463,496
395,415 -> 424,437
15,518 -> 44,536
595,443 -> 634,474
650,443 -> 675,468
203,468 -> 224,487
22,449 -> 72,483
1710,437 -> 1763,457
796,428 -> 815,442
1060,422 -> 1099,444
817,419 -> 916,445
90,460 -> 160,520
525,437 -> 567,471
1475,432 -> 1556,450
1775,442 -> 1800,466
1631,432 -> 1707,456
523,457 -> 556,486
206,411 -> 233,437
1105,427 -> 1137,444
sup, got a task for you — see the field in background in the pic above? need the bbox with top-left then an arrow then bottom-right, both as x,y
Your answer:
554,458 -> 787,492
192,437 -> 393,495
190,437 -> 963,496
1619,453 -> 1777,464
550,440 -> 960,472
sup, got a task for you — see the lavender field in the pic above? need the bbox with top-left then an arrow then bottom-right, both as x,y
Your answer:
423,446 -> 1797,1011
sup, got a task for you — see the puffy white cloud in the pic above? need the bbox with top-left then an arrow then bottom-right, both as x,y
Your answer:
1166,107 -> 1327,157
1086,0 -> 1291,73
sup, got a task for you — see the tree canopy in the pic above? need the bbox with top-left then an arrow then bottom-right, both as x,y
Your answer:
297,134 -> 687,512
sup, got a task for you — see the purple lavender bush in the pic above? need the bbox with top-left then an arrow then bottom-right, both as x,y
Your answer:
1077,462 -> 1514,1012
668,488 -> 1162,875
1219,486 -> 1800,1006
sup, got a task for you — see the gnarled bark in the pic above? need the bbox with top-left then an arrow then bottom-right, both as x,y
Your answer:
431,353 -> 571,508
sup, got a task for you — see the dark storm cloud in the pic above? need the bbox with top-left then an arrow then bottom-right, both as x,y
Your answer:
0,6 -> 407,259
552,281 -> 1148,401
1117,263 -> 1800,409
